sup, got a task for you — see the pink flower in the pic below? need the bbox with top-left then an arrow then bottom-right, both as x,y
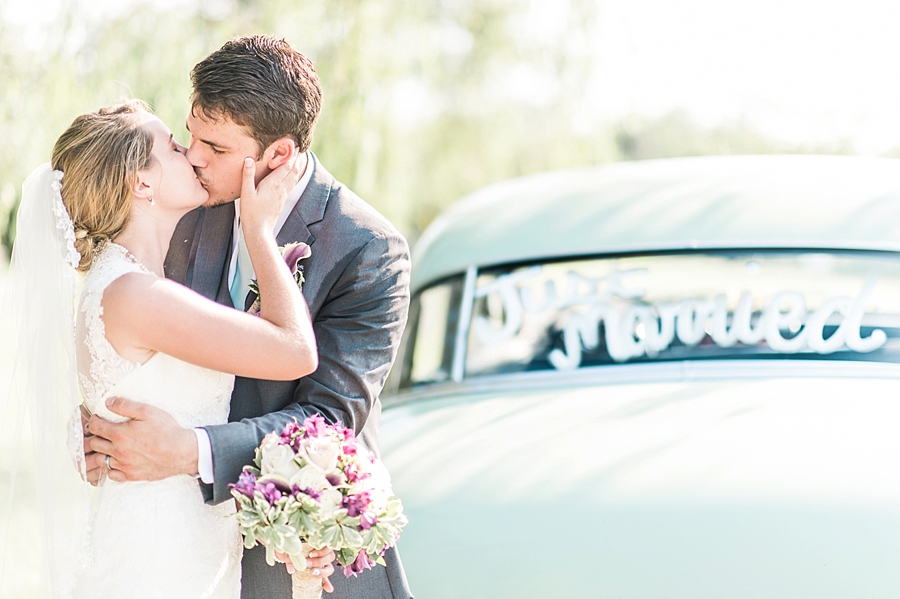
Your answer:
343,550 -> 376,577
302,414 -> 329,438
247,243 -> 311,315
230,470 -> 257,498
342,492 -> 370,517
281,242 -> 312,275
293,485 -> 321,501
280,419 -> 303,447
344,460 -> 370,484
358,509 -> 378,531
260,481 -> 283,506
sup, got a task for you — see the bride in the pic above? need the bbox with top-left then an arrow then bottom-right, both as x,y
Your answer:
1,100 -> 335,597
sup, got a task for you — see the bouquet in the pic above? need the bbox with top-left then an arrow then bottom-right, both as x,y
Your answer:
230,414 -> 408,598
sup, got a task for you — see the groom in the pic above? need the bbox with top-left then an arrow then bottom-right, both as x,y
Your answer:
84,36 -> 413,599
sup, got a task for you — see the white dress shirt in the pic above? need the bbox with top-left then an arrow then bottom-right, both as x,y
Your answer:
194,152 -> 314,483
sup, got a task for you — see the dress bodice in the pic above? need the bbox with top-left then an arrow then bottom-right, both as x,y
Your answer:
76,242 -> 234,426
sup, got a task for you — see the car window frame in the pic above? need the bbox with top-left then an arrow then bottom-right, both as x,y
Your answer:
393,247 -> 900,392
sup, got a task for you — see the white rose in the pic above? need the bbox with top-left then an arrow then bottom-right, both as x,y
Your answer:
300,437 -> 340,473
289,465 -> 329,491
318,488 -> 343,514
370,459 -> 393,488
349,460 -> 393,511
261,443 -> 301,479
260,433 -> 281,458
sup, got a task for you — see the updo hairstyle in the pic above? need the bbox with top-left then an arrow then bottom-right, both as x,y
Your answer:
50,100 -> 155,272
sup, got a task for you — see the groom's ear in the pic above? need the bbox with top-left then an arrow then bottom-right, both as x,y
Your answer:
264,138 -> 298,170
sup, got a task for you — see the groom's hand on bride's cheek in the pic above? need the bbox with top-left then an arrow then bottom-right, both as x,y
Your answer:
85,396 -> 199,482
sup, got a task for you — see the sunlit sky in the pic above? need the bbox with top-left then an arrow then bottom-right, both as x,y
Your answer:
6,0 -> 900,154
591,0 -> 900,154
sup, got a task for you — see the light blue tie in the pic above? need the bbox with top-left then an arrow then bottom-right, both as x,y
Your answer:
229,228 -> 252,309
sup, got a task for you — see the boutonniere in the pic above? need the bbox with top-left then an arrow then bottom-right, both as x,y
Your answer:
247,242 -> 311,315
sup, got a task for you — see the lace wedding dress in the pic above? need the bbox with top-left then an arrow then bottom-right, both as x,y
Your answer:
72,242 -> 241,599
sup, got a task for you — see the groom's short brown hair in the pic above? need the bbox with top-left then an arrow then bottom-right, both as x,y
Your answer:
190,35 -> 322,157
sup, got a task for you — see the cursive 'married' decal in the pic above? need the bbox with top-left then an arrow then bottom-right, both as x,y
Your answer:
472,268 -> 887,370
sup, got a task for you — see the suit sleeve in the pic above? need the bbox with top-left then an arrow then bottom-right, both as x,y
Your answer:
201,230 -> 411,504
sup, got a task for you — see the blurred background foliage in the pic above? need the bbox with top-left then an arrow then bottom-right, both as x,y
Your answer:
0,0 -> 842,262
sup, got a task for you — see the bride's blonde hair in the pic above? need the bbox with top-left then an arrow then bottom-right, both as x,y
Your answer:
51,100 -> 155,272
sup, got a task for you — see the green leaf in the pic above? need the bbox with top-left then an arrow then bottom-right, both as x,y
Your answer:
282,536 -> 305,556
341,526 -> 364,547
338,547 -> 358,567
366,533 -> 383,555
289,552 -> 306,572
236,512 -> 261,528
320,523 -> 339,548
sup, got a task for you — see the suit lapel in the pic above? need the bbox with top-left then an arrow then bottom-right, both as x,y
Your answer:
164,207 -> 202,286
275,153 -> 333,247
192,202 -> 236,305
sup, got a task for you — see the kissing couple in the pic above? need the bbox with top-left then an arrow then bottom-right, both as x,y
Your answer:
2,35 -> 412,599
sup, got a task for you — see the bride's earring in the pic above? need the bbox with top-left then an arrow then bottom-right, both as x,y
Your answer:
149,196 -> 155,206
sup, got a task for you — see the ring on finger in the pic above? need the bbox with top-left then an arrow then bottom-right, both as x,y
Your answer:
104,454 -> 111,470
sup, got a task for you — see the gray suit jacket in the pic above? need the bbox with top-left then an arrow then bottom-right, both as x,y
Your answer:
164,155 -> 413,599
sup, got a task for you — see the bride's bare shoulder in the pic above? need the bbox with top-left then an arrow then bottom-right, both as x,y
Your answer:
102,271 -> 207,314
99,271 -> 225,363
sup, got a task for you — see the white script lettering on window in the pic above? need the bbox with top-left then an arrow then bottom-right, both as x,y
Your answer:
472,268 -> 887,370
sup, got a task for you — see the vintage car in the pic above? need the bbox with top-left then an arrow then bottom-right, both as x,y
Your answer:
379,155 -> 900,598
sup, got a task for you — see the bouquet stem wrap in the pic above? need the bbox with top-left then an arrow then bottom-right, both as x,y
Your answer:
291,543 -> 322,599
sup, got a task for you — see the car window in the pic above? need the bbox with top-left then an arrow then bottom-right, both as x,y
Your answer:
462,250 -> 900,377
397,275 -> 464,387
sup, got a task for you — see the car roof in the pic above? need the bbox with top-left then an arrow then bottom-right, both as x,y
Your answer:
410,155 -> 900,293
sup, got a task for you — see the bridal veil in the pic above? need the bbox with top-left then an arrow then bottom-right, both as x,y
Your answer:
1,163 -> 90,598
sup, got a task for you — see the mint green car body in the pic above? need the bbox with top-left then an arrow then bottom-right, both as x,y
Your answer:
381,156 -> 900,598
